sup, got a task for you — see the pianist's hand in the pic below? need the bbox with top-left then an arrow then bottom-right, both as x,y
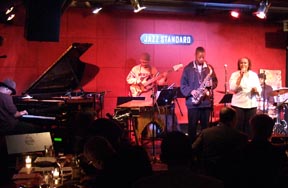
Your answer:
21,110 -> 28,116
15,110 -> 28,118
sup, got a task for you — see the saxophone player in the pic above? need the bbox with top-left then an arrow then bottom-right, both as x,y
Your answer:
180,46 -> 218,144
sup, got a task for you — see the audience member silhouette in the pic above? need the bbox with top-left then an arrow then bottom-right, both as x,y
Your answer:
88,118 -> 126,150
81,135 -> 121,188
80,118 -> 153,188
240,114 -> 288,187
71,111 -> 95,154
192,107 -> 248,187
132,131 -> 224,188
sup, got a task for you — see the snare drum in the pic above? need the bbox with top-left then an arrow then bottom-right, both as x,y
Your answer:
267,105 -> 277,119
257,98 -> 268,113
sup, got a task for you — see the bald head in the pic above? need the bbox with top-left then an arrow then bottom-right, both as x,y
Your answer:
219,107 -> 237,126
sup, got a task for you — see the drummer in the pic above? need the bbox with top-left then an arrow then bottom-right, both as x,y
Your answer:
258,73 -> 274,112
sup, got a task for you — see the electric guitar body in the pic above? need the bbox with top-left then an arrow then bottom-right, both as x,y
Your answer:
129,64 -> 183,97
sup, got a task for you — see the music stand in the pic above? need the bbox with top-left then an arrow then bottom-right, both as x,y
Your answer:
156,88 -> 178,106
174,87 -> 185,98
219,93 -> 233,106
117,96 -> 145,106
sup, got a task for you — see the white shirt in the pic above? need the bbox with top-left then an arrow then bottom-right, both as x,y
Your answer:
229,70 -> 262,108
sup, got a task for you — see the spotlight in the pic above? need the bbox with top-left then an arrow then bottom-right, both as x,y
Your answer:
1,6 -> 16,22
230,10 -> 240,18
92,5 -> 102,14
89,2 -> 103,14
92,7 -> 102,14
5,6 -> 14,15
254,0 -> 271,19
7,13 -> 15,21
130,0 -> 146,13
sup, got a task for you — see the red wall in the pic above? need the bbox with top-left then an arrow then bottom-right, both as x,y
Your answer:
0,8 -> 286,124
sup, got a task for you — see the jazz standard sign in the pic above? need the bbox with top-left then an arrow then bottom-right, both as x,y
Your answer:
140,33 -> 193,45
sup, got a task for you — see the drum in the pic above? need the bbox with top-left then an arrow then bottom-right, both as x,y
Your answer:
257,98 -> 268,113
257,98 -> 276,118
267,105 -> 277,119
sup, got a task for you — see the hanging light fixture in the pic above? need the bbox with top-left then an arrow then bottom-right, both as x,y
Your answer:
0,5 -> 16,22
254,0 -> 271,19
230,10 -> 240,18
130,0 -> 146,13
91,3 -> 103,14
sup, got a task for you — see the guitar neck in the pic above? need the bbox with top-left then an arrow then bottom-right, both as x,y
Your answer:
143,69 -> 173,87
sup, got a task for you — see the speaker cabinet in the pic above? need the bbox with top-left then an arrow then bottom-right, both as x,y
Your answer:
24,0 -> 62,42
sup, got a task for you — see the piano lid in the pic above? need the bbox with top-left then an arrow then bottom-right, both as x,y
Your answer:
22,42 -> 94,98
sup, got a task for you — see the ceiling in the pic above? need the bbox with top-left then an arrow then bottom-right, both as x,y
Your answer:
0,0 -> 288,25
71,0 -> 288,22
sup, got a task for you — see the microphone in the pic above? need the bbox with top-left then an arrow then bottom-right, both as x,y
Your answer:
0,55 -> 7,58
224,64 -> 227,69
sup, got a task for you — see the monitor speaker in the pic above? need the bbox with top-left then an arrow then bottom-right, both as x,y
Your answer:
24,0 -> 62,42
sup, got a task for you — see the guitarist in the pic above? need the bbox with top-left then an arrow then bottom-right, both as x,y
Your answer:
126,52 -> 167,103
180,46 -> 218,144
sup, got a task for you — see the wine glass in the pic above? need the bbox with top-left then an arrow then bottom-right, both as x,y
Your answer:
57,155 -> 67,179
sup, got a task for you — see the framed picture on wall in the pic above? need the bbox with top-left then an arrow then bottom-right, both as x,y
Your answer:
259,69 -> 288,103
259,69 -> 282,89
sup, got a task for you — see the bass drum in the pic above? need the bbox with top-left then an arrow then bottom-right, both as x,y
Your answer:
256,97 -> 276,119
256,98 -> 268,113
267,105 -> 277,119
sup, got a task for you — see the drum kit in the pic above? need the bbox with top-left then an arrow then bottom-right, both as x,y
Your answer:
268,88 -> 288,135
217,88 -> 288,135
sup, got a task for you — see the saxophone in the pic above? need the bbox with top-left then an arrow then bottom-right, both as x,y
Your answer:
191,65 -> 213,105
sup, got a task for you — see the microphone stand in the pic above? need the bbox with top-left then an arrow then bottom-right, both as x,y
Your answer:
224,64 -> 228,106
150,86 -> 159,163
209,87 -> 214,126
262,72 -> 267,113
175,97 -> 183,116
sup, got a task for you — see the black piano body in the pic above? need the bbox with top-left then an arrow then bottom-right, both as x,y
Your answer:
13,42 -> 103,127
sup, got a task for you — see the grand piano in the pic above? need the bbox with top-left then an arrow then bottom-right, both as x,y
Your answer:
13,42 -> 103,127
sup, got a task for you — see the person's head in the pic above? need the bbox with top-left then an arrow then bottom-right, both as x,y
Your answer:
237,57 -> 251,72
250,114 -> 274,140
0,78 -> 16,95
89,118 -> 124,150
83,136 -> 117,170
139,52 -> 150,68
219,107 -> 237,127
195,46 -> 206,65
160,131 -> 192,166
258,73 -> 266,85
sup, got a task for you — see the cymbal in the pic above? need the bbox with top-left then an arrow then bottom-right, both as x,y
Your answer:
216,90 -> 232,94
269,88 -> 288,96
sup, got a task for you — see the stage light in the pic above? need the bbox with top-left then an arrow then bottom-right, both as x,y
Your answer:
130,0 -> 146,13
2,6 -> 16,22
254,0 -> 271,19
90,2 -> 103,14
230,10 -> 240,18
7,13 -> 15,21
92,5 -> 102,14
5,6 -> 14,15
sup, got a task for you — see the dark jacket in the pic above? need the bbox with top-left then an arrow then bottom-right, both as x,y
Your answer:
180,61 -> 218,109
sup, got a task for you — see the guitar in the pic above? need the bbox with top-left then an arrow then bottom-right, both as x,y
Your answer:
130,64 -> 183,97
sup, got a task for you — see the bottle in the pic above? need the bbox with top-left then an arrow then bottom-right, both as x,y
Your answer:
48,145 -> 55,157
71,155 -> 81,180
44,145 -> 49,157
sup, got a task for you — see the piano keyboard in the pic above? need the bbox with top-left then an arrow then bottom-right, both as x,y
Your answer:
22,114 -> 56,120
